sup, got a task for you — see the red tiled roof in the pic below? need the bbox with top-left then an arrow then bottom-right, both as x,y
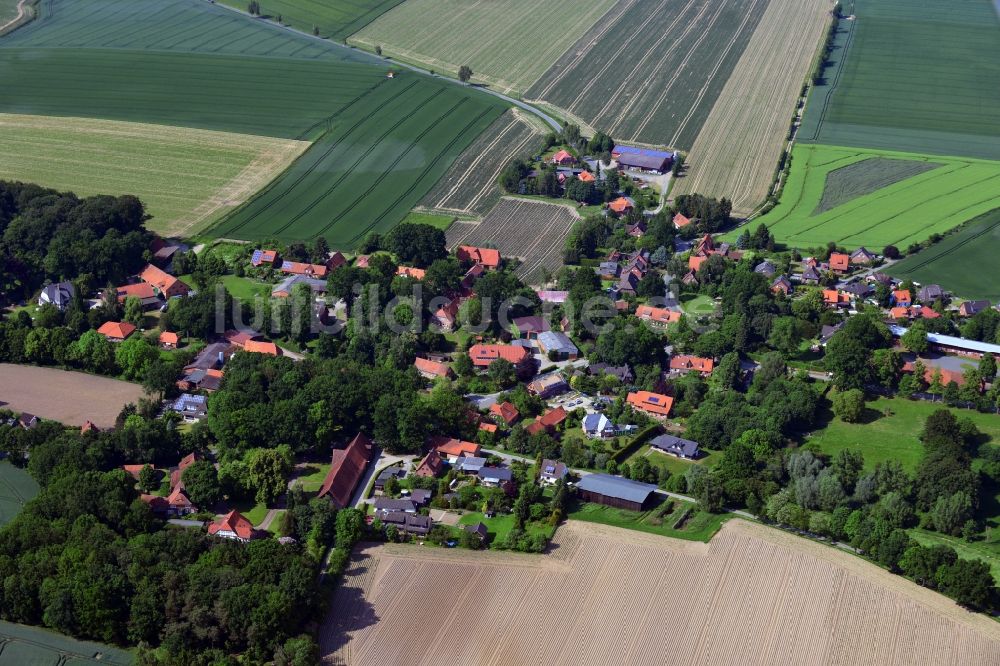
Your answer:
281,261 -> 328,278
578,170 -> 596,182
893,289 -> 911,303
430,435 -> 480,459
478,422 -> 498,433
627,391 -> 674,417
823,290 -> 849,306
669,355 -> 715,374
252,249 -> 280,266
551,149 -> 574,164
326,251 -> 347,270
97,321 -> 136,340
123,464 -> 146,480
635,305 -> 681,325
414,449 -> 445,477
414,357 -> 451,378
489,401 -> 520,424
673,212 -> 693,228
688,255 -> 707,271
116,282 -> 157,302
317,433 -> 374,508
538,406 -> 567,427
889,306 -> 911,319
608,197 -> 634,214
902,361 -> 969,387
159,331 -> 179,346
244,340 -> 280,356
396,266 -> 426,280
207,510 -> 256,539
167,486 -> 194,509
457,246 -> 501,269
829,253 -> 850,271
223,330 -> 260,347
468,344 -> 531,367
140,264 -> 190,298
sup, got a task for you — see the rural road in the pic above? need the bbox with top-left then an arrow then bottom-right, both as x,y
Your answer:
0,0 -> 30,34
207,2 -> 563,132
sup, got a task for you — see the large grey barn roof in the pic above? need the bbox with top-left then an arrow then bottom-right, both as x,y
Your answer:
617,153 -> 671,171
576,473 -> 657,503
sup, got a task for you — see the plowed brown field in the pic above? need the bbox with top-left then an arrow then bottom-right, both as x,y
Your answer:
322,519 -> 1000,665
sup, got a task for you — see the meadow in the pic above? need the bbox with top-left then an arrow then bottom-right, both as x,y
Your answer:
673,0 -> 831,214
420,109 -> 543,216
526,0 -> 767,147
0,462 -> 38,528
739,144 -> 1000,250
351,0 -> 617,96
218,0 -> 404,41
0,0 -> 506,244
799,0 -> 1000,160
0,621 -> 132,664
211,77 -> 503,247
887,208 -> 1000,301
0,113 -> 308,236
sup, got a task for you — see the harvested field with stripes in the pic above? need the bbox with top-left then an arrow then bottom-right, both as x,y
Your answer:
350,0 -> 616,96
445,198 -> 578,283
526,0 -> 767,148
672,0 -> 832,215
419,110 -> 544,216
0,113 -> 309,236
322,520 -> 1000,666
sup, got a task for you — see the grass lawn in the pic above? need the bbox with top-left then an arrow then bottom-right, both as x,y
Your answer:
568,499 -> 729,543
681,294 -> 715,317
458,511 -> 554,546
804,396 -> 1000,471
294,462 -> 332,493
909,528 -> 1000,585
401,211 -> 455,230
627,444 -> 720,478
230,499 -> 269,526
220,274 -> 271,301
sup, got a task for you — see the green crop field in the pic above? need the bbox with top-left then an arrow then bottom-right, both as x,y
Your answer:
0,113 -> 309,236
813,157 -> 939,214
218,0 -> 405,41
526,0 -> 767,146
737,144 -> 1000,250
1,0 -> 20,24
887,208 -> 1000,301
0,0 -> 507,244
0,461 -> 38,528
211,77 -> 503,246
0,621 -> 133,664
351,0 -> 617,96
799,0 -> 1000,160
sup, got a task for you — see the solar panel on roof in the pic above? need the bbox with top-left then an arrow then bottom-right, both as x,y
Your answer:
649,396 -> 660,404
251,250 -> 263,263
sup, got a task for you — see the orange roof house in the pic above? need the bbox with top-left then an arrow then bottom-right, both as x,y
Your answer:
396,266 -> 426,280
688,255 -> 707,271
414,357 -> 453,380
317,433 -> 374,509
578,170 -> 596,182
489,401 -> 520,425
673,212 -> 693,228
166,486 -> 195,513
97,321 -> 136,342
669,355 -> 715,375
170,452 -> 200,490
207,510 -> 258,541
243,340 -> 281,356
823,290 -> 850,307
635,305 -> 681,326
326,251 -> 348,271
115,282 -> 157,303
280,261 -> 328,278
159,331 -> 179,348
550,149 -> 575,165
414,449 -> 445,478
122,464 -> 146,480
140,264 -> 190,298
431,435 -> 481,462
893,289 -> 912,306
828,252 -> 850,273
468,344 -> 532,368
608,197 -> 635,215
251,249 -> 280,267
889,306 -> 911,319
456,246 -> 501,269
901,361 -> 973,388
525,406 -> 567,436
434,297 -> 462,331
627,391 -> 674,418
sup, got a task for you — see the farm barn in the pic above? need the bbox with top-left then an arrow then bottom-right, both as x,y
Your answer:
576,473 -> 657,511
613,145 -> 674,174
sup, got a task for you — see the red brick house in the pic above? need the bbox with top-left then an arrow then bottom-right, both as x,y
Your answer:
317,433 -> 375,509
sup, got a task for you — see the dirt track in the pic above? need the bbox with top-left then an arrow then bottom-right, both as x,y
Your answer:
322,519 -> 1000,665
0,364 -> 144,428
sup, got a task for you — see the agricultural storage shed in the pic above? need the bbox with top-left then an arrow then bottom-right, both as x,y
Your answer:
576,473 -> 657,511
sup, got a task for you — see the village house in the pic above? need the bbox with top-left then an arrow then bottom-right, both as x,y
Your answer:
433,297 -> 462,331
625,220 -> 647,238
170,452 -> 200,490
396,266 -> 426,280
673,212 -> 694,229
456,245 -> 501,270
828,252 -> 850,274
114,282 -> 161,309
960,300 -> 992,317
539,459 -> 568,485
477,466 -> 513,488
800,264 -> 820,284
917,284 -> 945,304
754,260 -> 776,277
512,315 -> 550,339
159,331 -> 180,349
431,436 -> 481,464
468,344 -> 534,372
823,290 -> 851,308
381,511 -> 432,537
455,455 -> 487,475
850,247 -> 877,265
588,363 -> 634,384
251,249 -> 280,267
374,466 -> 405,494
271,274 -> 327,298
414,449 -> 445,478
208,510 -> 259,542
489,401 -> 520,426
38,281 -> 75,310
537,331 -> 579,360
892,289 -> 912,307
669,355 -> 714,376
576,473 -> 657,511
373,497 -> 418,517
626,391 -> 673,418
97,321 -> 136,342
771,275 -> 792,296
635,305 -> 681,327
649,434 -> 700,459
326,251 -> 348,272
280,260 -> 328,278
169,393 -> 208,423
141,264 -> 190,299
316,433 -> 375,509
244,340 -> 281,356
525,406 -> 567,436
527,371 -> 569,398
550,149 -> 575,165
414,357 -> 452,381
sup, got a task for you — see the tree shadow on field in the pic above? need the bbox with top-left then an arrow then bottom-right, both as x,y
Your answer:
319,552 -> 380,660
